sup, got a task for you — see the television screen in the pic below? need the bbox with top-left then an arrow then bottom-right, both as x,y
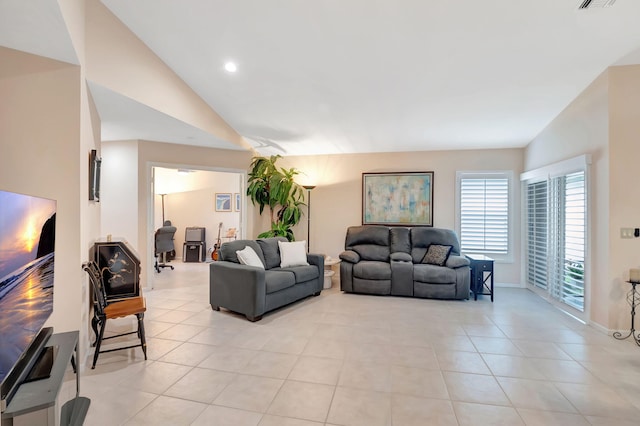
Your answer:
0,190 -> 56,398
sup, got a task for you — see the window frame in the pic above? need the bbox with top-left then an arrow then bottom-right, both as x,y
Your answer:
455,170 -> 514,263
520,154 -> 591,321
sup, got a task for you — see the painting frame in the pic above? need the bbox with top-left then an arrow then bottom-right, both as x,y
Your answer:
234,193 -> 241,212
362,171 -> 434,226
215,193 -> 232,212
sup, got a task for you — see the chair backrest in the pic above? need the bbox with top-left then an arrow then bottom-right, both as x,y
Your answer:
83,261 -> 108,314
155,225 -> 177,254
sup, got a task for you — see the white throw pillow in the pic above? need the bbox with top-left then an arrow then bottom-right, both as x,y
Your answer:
236,246 -> 265,269
278,240 -> 309,268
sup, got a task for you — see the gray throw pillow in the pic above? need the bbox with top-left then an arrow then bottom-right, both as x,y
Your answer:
422,244 -> 453,266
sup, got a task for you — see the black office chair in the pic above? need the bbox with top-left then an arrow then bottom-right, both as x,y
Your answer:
155,220 -> 177,272
82,261 -> 147,369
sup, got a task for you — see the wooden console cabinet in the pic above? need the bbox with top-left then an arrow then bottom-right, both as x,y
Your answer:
90,240 -> 141,301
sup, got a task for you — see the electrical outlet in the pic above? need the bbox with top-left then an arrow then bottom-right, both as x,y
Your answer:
621,228 -> 635,239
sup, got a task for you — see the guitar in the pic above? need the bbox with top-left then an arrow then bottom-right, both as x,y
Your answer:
212,222 -> 223,260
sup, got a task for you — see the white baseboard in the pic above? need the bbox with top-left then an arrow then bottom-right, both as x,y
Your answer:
495,282 -> 525,288
589,320 -> 613,335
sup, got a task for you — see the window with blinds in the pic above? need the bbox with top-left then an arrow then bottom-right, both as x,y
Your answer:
458,175 -> 509,255
525,171 -> 585,312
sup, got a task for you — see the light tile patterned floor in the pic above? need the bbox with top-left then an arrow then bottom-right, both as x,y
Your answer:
68,261 -> 640,425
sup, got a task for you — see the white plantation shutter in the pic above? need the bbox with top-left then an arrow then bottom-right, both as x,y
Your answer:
522,155 -> 588,315
526,180 -> 548,290
458,174 -> 510,255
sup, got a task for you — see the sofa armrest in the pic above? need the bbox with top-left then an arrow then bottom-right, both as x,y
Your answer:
391,252 -> 412,263
446,255 -> 470,269
307,253 -> 325,285
210,261 -> 266,319
339,250 -> 360,263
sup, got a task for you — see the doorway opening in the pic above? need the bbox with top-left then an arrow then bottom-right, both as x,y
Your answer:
148,164 -> 246,289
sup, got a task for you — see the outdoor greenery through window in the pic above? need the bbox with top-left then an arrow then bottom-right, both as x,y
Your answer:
457,173 -> 510,257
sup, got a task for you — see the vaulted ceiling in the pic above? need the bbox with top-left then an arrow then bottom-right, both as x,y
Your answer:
2,0 -> 640,156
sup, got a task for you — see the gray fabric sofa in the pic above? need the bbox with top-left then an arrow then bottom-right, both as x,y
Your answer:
340,226 -> 470,299
209,237 -> 324,321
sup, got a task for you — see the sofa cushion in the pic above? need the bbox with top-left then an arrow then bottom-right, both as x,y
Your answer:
346,226 -> 391,262
346,225 -> 389,246
236,246 -> 265,268
354,261 -> 391,280
410,227 -> 461,263
422,244 -> 452,266
278,240 -> 309,267
281,265 -> 319,282
220,240 -> 265,265
351,245 -> 390,262
264,270 -> 296,293
257,237 -> 288,269
390,227 -> 411,254
413,264 -> 456,284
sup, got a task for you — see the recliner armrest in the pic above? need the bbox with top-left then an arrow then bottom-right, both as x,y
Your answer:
391,252 -> 412,263
446,255 -> 470,269
339,250 -> 360,263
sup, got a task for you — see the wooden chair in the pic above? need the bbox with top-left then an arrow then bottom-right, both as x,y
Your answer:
82,261 -> 147,369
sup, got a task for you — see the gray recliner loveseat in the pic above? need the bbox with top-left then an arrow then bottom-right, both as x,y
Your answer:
210,237 -> 324,321
340,226 -> 470,299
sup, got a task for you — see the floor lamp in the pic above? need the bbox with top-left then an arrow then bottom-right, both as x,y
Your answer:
160,193 -> 167,224
303,185 -> 316,252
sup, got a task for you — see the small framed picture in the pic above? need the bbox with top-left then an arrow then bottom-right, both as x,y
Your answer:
234,193 -> 241,212
215,193 -> 232,212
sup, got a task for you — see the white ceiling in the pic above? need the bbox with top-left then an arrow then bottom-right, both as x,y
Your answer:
2,1 -> 640,156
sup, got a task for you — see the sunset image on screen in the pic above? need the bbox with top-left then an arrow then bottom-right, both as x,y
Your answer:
0,191 -> 56,281
0,190 -> 56,384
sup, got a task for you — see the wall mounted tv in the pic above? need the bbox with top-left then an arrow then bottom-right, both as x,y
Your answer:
0,189 -> 56,410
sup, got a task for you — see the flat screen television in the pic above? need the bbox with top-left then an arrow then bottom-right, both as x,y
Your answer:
0,189 -> 56,411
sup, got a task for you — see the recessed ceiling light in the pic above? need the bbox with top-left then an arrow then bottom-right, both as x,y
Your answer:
224,62 -> 237,73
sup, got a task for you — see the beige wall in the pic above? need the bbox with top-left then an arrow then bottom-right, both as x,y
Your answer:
101,140 -> 139,244
84,0 -> 249,150
608,65 -> 640,330
524,71 -> 611,328
279,148 -> 524,285
0,51 -> 88,337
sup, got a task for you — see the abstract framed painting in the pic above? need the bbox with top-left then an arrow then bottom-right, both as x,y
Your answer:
215,193 -> 232,212
362,171 -> 434,226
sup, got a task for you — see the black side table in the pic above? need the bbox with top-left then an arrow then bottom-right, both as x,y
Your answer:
466,254 -> 494,302
613,281 -> 640,346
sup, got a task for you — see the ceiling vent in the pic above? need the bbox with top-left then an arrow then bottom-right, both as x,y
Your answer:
579,0 -> 617,9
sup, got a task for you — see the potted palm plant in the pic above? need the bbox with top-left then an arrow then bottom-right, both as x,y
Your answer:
247,155 -> 306,240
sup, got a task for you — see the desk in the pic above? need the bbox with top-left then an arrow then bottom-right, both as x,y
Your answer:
466,254 -> 494,302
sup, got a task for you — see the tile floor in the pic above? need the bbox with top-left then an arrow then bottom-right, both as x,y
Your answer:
66,261 -> 640,425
